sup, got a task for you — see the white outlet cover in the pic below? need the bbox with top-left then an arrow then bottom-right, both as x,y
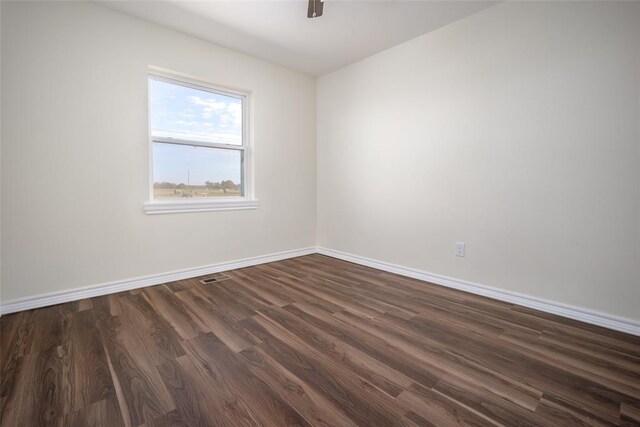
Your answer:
455,242 -> 465,257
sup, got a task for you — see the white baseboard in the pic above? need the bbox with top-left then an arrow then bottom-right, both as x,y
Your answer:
2,245 -> 638,337
317,247 -> 640,337
0,247 -> 316,315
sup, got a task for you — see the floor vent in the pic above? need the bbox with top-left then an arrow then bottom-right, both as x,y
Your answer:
199,274 -> 231,285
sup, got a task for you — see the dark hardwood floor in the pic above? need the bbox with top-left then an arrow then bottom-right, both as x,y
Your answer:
1,254 -> 639,426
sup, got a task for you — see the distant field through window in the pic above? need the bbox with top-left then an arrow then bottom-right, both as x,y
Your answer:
152,144 -> 243,198
149,72 -> 248,201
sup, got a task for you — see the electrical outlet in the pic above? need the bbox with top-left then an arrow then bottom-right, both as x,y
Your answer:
455,242 -> 465,257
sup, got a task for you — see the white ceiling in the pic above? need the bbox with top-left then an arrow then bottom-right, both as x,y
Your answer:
99,1 -> 498,76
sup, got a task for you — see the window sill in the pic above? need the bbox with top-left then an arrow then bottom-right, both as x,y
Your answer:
144,198 -> 259,215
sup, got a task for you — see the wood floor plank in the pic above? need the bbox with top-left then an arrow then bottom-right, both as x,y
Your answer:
396,383 -> 499,427
119,293 -> 186,365
257,304 -> 414,397
538,392 -> 620,426
78,299 -> 94,312
278,258 -> 420,320
139,409 -> 190,427
539,330 -> 640,374
271,277 -> 347,314
1,353 -> 40,426
29,305 -> 65,354
141,285 -> 206,341
228,268 -> 297,307
1,347 -> 64,426
96,306 -> 175,426
332,309 -> 543,412
180,332 -> 279,426
433,375 -> 590,426
188,332 -> 312,426
392,309 -> 633,423
155,355 -> 227,426
59,310 -> 114,413
62,397 -> 125,427
163,279 -> 195,293
174,287 -> 257,352
196,279 -> 272,320
251,265 -> 355,313
0,311 -> 35,414
243,316 -> 408,426
511,306 -> 640,347
106,294 -> 124,317
533,399 -> 607,427
401,410 -> 437,427
239,345 -> 359,427
285,302 -> 441,390
499,328 -> 640,398
263,263 -> 387,318
620,403 -> 640,424
1,254 -> 639,426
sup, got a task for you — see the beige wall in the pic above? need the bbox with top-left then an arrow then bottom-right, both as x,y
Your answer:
2,1 -> 639,323
0,1 -> 317,302
317,2 -> 640,321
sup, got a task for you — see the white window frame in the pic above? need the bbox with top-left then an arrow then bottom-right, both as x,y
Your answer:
143,68 -> 258,214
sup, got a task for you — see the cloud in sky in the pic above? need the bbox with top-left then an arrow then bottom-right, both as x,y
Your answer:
188,95 -> 242,131
150,79 -> 242,145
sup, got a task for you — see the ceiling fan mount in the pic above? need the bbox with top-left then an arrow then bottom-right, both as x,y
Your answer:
307,0 -> 325,19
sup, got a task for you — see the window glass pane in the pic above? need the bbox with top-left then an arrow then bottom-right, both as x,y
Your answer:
153,143 -> 243,199
150,78 -> 242,145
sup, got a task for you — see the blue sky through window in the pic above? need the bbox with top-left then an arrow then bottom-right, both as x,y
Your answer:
150,78 -> 243,185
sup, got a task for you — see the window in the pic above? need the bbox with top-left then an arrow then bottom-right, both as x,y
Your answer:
144,70 -> 257,214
